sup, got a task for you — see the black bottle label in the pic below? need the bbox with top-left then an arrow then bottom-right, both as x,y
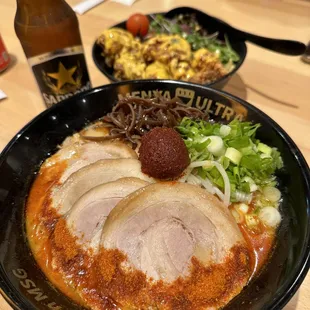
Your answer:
28,45 -> 92,108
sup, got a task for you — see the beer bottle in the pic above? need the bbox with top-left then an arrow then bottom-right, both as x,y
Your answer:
14,0 -> 92,108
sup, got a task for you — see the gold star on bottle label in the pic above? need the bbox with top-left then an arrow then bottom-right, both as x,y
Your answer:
47,62 -> 77,90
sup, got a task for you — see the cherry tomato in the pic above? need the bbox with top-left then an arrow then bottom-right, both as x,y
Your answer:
126,13 -> 149,37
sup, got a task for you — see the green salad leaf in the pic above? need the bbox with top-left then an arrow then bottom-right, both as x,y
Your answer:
149,14 -> 240,65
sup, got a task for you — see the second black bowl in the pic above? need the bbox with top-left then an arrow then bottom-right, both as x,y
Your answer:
92,6 -> 247,89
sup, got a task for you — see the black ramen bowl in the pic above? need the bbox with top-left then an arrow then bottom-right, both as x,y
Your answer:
92,6 -> 247,89
0,80 -> 309,310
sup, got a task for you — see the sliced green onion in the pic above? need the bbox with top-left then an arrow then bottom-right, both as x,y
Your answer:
200,136 -> 225,157
250,184 -> 258,192
258,206 -> 281,227
234,190 -> 252,203
228,136 -> 250,149
242,176 -> 254,183
263,186 -> 281,202
242,176 -> 258,192
219,125 -> 231,137
177,117 -> 283,206
257,143 -> 272,155
260,153 -> 272,159
240,146 -> 255,156
225,147 -> 242,165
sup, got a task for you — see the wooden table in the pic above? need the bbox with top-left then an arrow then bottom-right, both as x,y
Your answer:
0,0 -> 309,309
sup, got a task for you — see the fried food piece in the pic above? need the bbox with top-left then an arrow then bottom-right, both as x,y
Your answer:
96,28 -> 135,66
113,40 -> 146,80
192,48 -> 221,70
142,34 -> 169,62
97,28 -> 227,84
144,61 -> 171,79
123,39 -> 144,59
114,53 -> 146,80
189,68 -> 225,84
190,48 -> 227,83
169,59 -> 195,81
143,34 -> 191,64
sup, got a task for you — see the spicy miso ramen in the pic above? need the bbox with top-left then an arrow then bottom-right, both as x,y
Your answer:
26,95 -> 283,309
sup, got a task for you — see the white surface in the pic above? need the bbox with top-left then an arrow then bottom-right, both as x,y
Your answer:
0,89 -> 7,100
73,0 -> 105,15
73,0 -> 136,15
111,0 -> 136,5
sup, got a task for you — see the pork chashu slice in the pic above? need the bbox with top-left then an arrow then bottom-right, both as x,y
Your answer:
101,182 -> 249,283
52,158 -> 153,215
66,177 -> 149,250
48,140 -> 137,183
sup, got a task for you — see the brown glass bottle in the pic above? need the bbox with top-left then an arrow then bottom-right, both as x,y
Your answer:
15,0 -> 92,108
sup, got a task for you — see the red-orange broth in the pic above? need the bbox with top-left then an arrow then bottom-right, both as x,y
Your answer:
26,133 -> 277,310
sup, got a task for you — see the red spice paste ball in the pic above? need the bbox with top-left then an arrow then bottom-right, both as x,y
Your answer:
138,127 -> 190,179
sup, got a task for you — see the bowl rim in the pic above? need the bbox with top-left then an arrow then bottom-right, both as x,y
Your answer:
91,7 -> 247,87
0,79 -> 309,310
